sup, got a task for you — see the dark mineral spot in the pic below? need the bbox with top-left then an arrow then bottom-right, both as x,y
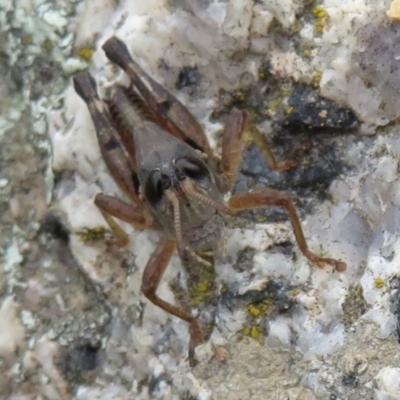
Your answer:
176,66 -> 199,89
58,341 -> 101,384
342,374 -> 359,387
235,139 -> 346,222
40,212 -> 70,244
283,84 -> 358,132
221,278 -> 295,314
265,240 -> 295,257
148,373 -> 172,397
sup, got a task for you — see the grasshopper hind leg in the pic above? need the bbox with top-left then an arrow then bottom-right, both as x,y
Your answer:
73,72 -> 154,245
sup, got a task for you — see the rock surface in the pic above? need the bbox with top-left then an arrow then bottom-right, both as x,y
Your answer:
2,0 -> 400,399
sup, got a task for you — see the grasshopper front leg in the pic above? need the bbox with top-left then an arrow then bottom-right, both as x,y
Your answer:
219,108 -> 346,272
227,189 -> 346,272
219,108 -> 312,192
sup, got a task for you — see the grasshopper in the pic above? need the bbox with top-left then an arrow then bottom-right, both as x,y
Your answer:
72,36 -> 346,365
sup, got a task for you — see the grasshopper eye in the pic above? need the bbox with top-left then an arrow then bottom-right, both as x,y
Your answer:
175,157 -> 210,182
145,170 -> 171,208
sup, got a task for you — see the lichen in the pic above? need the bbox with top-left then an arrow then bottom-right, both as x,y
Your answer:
312,6 -> 327,33
78,46 -> 95,62
42,39 -> 53,52
311,71 -> 322,89
241,324 -> 264,341
342,285 -> 368,327
77,226 -> 106,242
374,277 -> 385,289
21,35 -> 33,45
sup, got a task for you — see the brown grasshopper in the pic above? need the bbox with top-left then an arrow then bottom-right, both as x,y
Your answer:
72,36 -> 346,365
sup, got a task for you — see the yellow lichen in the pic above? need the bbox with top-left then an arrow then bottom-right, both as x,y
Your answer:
250,327 -> 261,339
78,46 -> 95,62
247,304 -> 261,316
232,89 -> 247,103
22,35 -> 33,45
374,277 -> 385,289
280,86 -> 292,97
42,39 -> 53,52
285,106 -> 294,115
197,279 -> 210,294
269,98 -> 282,111
187,266 -> 216,306
312,6 -> 327,33
242,130 -> 253,146
312,5 -> 327,18
246,299 -> 272,317
242,325 -> 264,341
242,327 -> 250,336
265,98 -> 283,118
77,226 -> 106,242
311,71 -> 322,89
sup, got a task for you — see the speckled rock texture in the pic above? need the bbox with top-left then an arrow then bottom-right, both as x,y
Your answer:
2,0 -> 400,399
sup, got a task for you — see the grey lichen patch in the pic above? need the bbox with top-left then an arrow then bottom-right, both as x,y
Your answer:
0,1 -> 115,397
346,16 -> 400,129
231,246 -> 257,272
342,285 -> 368,328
